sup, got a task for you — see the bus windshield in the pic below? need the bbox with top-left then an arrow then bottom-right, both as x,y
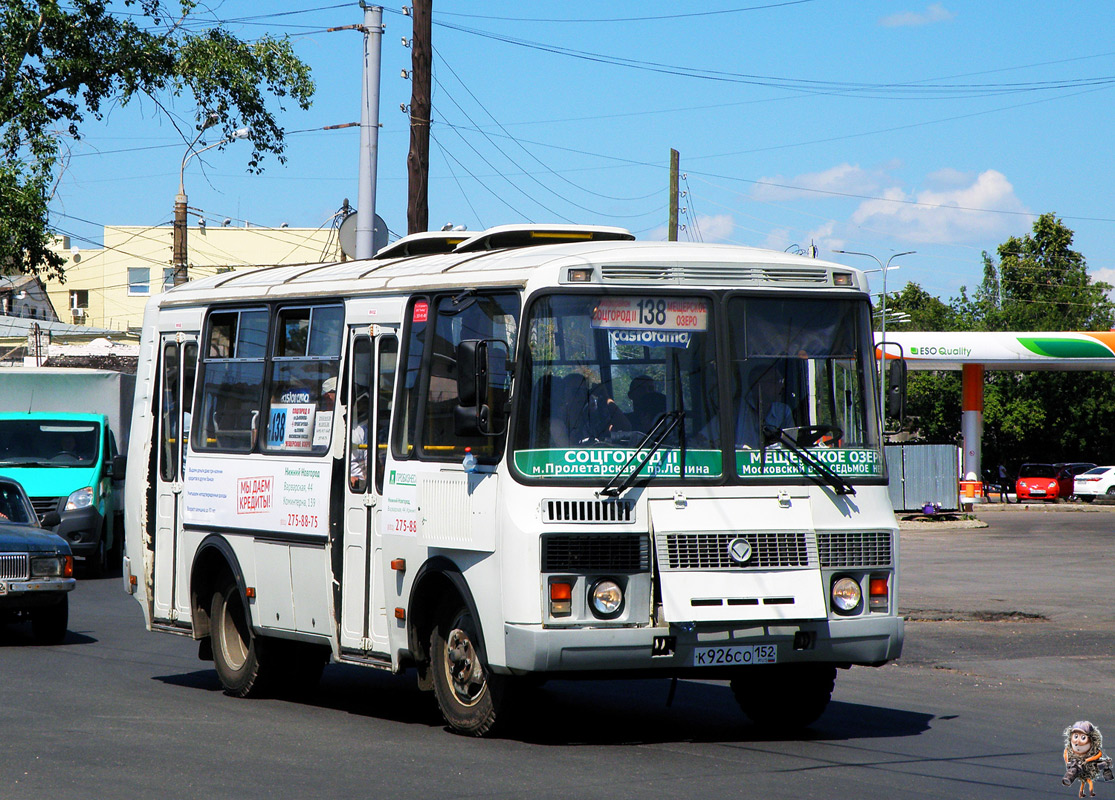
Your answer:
512,292 -> 881,484
514,293 -> 721,481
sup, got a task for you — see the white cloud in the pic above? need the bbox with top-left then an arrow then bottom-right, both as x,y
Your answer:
753,163 -> 886,202
879,3 -> 955,28
691,214 -> 735,242
848,169 -> 1030,244
646,214 -> 736,243
1091,268 -> 1115,297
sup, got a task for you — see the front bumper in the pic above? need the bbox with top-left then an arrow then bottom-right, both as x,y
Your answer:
0,576 -> 76,610
51,506 -> 105,557
501,614 -> 904,674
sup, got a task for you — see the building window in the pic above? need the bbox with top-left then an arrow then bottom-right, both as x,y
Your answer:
128,268 -> 150,296
70,290 -> 89,323
163,268 -> 176,291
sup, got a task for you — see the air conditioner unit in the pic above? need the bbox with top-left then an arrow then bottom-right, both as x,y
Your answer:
71,307 -> 86,322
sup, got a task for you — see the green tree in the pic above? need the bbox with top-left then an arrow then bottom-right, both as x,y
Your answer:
887,214 -> 1115,469
977,215 -> 1115,468
0,0 -> 314,278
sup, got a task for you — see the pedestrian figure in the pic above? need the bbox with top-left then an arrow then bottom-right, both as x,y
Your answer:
999,463 -> 1011,504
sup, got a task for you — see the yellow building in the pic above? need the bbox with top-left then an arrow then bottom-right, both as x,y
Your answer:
46,224 -> 344,332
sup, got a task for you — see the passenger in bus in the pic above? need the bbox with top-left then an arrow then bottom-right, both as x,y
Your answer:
737,362 -> 795,448
320,376 -> 337,411
627,375 -> 667,432
350,414 -> 368,489
550,374 -> 629,445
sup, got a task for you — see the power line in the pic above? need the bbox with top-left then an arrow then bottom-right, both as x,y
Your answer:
431,1 -> 818,24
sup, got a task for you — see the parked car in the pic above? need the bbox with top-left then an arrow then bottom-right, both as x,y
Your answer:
1055,462 -> 1098,499
1016,463 -> 1062,502
0,477 -> 74,643
1073,466 -> 1115,502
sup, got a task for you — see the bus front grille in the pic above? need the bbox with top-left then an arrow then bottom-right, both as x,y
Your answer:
0,553 -> 30,581
542,534 -> 650,573
817,531 -> 893,567
542,498 -> 635,523
599,264 -> 830,285
658,532 -> 813,570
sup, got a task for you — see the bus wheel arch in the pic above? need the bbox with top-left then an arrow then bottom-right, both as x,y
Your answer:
406,558 -> 486,670
408,558 -> 505,736
190,535 -> 247,641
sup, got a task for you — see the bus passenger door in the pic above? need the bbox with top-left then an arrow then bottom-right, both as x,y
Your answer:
340,329 -> 397,654
152,334 -> 199,625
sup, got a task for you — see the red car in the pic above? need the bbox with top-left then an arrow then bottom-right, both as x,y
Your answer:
1016,463 -> 1062,501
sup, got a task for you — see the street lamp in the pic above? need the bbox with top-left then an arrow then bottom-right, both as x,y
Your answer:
832,249 -> 915,427
173,117 -> 250,286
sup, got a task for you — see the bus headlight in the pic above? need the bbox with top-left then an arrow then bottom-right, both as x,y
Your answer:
589,579 -> 624,619
831,577 -> 862,614
65,486 -> 94,511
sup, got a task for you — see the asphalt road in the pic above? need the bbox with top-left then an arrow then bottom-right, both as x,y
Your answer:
2,505 -> 1113,799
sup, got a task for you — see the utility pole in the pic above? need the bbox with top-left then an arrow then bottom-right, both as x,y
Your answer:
668,148 -> 679,241
407,0 -> 432,234
355,4 -> 384,259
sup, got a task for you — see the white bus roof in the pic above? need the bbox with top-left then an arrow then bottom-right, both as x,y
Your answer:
156,226 -> 866,306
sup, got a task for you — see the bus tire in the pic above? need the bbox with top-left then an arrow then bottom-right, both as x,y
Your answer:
731,663 -> 836,731
430,604 -> 503,736
211,580 -> 269,698
31,596 -> 68,645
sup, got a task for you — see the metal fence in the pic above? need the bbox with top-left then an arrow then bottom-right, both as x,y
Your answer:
884,444 -> 960,512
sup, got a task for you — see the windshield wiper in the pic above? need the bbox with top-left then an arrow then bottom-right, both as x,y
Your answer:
599,410 -> 684,498
761,424 -> 856,496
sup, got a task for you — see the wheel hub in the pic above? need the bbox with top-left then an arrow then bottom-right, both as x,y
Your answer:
446,627 -> 483,700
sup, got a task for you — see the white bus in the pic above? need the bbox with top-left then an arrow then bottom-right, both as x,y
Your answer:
123,224 -> 904,736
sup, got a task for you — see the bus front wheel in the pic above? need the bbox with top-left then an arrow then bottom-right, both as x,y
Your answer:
429,605 -> 504,736
211,581 -> 269,698
731,663 -> 836,730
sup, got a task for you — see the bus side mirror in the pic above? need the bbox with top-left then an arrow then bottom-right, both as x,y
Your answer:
886,358 -> 907,422
456,339 -> 489,408
455,339 -> 509,437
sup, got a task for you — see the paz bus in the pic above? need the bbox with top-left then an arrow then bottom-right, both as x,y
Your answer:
122,224 -> 904,736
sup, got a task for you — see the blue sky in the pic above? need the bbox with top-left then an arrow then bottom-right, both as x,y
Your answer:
51,1 -> 1115,303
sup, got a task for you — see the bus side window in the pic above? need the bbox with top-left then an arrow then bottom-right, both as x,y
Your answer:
194,309 -> 269,453
419,292 -> 519,461
374,336 -> 398,493
263,305 -> 344,455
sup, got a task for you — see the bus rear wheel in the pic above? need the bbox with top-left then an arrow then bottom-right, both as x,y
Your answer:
731,663 -> 836,731
430,605 -> 504,736
211,580 -> 270,698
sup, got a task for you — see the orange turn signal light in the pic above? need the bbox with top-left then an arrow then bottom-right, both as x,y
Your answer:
391,558 -> 406,571
394,607 -> 406,620
869,575 -> 889,610
63,556 -> 74,578
245,586 -> 256,599
549,581 -> 572,617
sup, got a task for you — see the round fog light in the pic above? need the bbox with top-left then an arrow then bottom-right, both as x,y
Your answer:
831,577 -> 862,614
589,579 -> 624,618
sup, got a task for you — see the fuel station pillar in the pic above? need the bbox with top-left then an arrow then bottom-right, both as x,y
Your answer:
960,363 -> 985,503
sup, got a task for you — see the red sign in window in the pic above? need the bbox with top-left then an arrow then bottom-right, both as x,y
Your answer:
413,301 -> 429,323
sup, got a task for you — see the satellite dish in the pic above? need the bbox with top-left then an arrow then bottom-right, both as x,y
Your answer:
339,212 -> 388,259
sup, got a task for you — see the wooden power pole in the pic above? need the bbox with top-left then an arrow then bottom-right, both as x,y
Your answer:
668,148 -> 679,241
407,0 -> 432,234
